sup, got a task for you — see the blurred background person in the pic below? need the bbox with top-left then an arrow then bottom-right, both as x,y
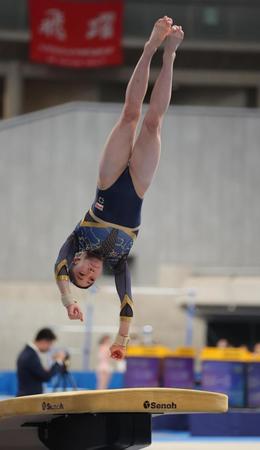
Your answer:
96,335 -> 113,390
253,342 -> 260,355
16,328 -> 65,396
216,338 -> 230,348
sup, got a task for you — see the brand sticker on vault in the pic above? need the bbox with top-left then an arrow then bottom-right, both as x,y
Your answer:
143,400 -> 177,410
42,401 -> 64,411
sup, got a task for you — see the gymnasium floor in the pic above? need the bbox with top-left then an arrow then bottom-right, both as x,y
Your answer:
150,432 -> 260,450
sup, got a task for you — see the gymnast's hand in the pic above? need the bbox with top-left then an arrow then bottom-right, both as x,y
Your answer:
110,344 -> 127,360
67,303 -> 84,322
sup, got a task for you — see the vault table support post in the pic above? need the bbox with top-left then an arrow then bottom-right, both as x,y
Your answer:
38,412 -> 151,450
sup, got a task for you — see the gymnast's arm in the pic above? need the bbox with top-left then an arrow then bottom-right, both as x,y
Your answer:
112,258 -> 133,359
55,234 -> 83,321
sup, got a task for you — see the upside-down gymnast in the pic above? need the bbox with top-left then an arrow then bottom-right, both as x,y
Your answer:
55,17 -> 184,360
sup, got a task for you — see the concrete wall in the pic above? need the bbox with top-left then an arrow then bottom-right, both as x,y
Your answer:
0,102 -> 260,283
1,102 -> 260,369
0,281 -> 205,371
2,273 -> 260,370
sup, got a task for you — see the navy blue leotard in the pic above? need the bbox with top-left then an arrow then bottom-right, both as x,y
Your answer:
55,167 -> 143,321
92,167 -> 142,229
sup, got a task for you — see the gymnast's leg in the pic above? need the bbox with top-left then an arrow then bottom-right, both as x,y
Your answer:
97,16 -> 173,190
129,25 -> 184,197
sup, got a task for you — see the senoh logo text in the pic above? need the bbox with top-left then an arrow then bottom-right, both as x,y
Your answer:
42,401 -> 64,411
143,400 -> 177,410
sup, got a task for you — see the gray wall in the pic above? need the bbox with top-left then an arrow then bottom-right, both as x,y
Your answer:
0,281 -> 205,370
0,103 -> 260,283
1,102 -> 260,283
1,102 -> 259,370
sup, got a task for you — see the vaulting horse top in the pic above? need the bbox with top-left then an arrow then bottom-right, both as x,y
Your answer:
0,388 -> 228,450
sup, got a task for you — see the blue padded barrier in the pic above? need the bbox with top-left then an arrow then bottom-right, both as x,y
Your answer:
0,371 -> 124,396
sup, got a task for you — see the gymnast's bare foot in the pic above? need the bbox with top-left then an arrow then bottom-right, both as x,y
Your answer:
164,24 -> 184,55
146,16 -> 173,53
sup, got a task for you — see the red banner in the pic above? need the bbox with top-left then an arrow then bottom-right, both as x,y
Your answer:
29,0 -> 123,68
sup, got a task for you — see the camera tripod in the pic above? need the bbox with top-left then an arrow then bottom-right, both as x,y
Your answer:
52,366 -> 77,391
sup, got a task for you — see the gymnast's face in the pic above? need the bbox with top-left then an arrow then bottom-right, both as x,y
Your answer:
71,253 -> 103,288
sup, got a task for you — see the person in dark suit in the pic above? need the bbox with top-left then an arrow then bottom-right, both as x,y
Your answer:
16,328 -> 65,396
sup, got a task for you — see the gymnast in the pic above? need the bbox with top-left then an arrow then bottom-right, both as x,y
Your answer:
55,17 -> 184,360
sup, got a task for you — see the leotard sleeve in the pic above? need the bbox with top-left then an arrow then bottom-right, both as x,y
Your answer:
114,258 -> 133,322
54,233 -> 77,281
